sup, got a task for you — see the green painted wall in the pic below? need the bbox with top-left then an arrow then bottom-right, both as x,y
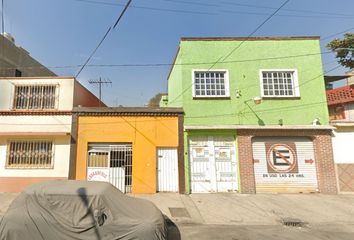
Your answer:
166,38 -> 330,193
167,38 -> 329,126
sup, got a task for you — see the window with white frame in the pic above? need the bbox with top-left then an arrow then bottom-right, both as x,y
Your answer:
193,70 -> 229,97
13,85 -> 58,110
6,140 -> 54,169
260,70 -> 299,97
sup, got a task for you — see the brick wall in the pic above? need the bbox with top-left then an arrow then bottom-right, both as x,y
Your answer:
313,135 -> 338,194
237,129 -> 337,194
237,135 -> 256,193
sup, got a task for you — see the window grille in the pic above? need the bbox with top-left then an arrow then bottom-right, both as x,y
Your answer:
261,71 -> 298,97
7,141 -> 54,168
13,85 -> 57,109
194,71 -> 229,97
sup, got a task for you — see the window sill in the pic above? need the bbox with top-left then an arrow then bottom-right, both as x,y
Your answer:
5,167 -> 54,170
261,96 -> 301,100
193,96 -> 231,100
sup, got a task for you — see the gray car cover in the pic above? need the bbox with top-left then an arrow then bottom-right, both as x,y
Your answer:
0,180 -> 167,240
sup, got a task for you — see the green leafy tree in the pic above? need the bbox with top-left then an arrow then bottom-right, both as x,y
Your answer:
326,33 -> 354,69
147,93 -> 166,108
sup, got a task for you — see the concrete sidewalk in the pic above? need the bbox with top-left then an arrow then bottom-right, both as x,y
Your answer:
133,193 -> 354,227
1,192 -> 354,227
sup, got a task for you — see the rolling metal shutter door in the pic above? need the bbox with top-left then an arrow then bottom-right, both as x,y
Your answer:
252,137 -> 318,193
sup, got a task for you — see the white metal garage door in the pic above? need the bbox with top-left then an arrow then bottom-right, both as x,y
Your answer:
87,144 -> 132,193
157,148 -> 179,192
189,136 -> 238,193
252,137 -> 318,193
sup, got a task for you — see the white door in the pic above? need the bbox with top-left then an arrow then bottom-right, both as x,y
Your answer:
157,148 -> 179,192
189,137 -> 238,193
214,137 -> 238,192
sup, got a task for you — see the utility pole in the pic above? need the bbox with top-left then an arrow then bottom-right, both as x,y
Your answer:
1,0 -> 4,34
88,77 -> 112,106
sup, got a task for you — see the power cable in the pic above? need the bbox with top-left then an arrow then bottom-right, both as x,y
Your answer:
215,0 -> 291,67
73,0 -> 354,19
73,0 -> 216,15
321,27 -> 354,41
220,1 -> 354,18
168,0 -> 291,104
1,0 -> 4,34
0,63 -> 342,125
75,0 -> 133,78
162,0 -> 219,7
221,9 -> 354,20
0,51 -> 334,71
75,27 -> 111,78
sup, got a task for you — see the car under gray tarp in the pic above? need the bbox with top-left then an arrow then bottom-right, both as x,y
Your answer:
0,180 -> 167,240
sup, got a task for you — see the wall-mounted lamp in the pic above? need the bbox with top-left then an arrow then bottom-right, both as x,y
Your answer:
244,96 -> 262,105
253,96 -> 262,105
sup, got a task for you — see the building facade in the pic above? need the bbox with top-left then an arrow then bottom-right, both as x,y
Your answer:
164,36 -> 337,194
327,72 -> 354,193
71,107 -> 185,194
0,77 -> 102,192
0,33 -> 56,77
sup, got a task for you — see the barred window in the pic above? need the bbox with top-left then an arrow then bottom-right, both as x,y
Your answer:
261,70 -> 299,97
13,85 -> 57,110
7,141 -> 54,169
193,70 -> 229,97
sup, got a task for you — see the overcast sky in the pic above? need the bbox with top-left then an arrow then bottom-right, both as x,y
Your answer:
1,0 -> 353,106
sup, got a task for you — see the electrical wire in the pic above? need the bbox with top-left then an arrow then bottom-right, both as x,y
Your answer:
0,51 -> 334,71
0,63 -> 342,126
75,0 -> 133,78
75,27 -> 111,78
73,0 -> 216,15
73,0 -> 354,19
321,27 -> 354,41
168,0 -> 291,104
221,9 -> 354,20
220,1 -> 354,18
1,0 -> 4,34
215,0 -> 291,66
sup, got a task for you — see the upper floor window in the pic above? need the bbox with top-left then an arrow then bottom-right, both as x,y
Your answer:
13,85 -> 58,110
6,140 -> 54,169
193,70 -> 230,98
260,70 -> 300,98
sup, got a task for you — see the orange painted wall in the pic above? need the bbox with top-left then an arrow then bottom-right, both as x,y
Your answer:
75,116 -> 179,193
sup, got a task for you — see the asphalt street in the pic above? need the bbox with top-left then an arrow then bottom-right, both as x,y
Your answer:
167,223 -> 354,240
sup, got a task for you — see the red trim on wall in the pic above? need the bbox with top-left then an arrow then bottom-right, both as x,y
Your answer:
0,177 -> 67,192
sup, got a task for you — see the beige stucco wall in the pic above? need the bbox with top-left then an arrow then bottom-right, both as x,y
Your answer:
0,135 -> 71,177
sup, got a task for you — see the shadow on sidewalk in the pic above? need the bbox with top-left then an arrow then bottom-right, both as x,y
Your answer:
165,215 -> 181,240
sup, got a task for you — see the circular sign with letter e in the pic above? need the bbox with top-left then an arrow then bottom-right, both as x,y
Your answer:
266,143 -> 298,173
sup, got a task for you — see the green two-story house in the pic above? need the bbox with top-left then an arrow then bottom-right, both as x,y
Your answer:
162,36 -> 337,194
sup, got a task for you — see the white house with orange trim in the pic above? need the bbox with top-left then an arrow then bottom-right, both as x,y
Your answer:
0,76 -> 102,192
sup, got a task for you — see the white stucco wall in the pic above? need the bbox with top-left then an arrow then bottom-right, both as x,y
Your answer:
0,136 -> 71,177
332,127 -> 354,164
344,104 -> 354,121
0,115 -> 72,133
0,77 -> 74,111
